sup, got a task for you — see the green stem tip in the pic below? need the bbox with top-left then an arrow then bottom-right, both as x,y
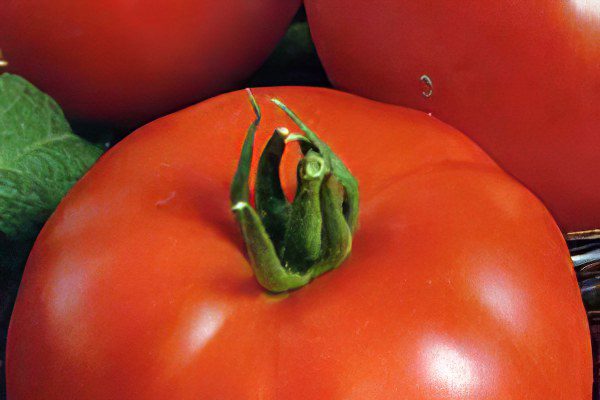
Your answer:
230,90 -> 359,293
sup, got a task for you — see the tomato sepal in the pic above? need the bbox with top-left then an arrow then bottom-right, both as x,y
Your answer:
230,90 -> 356,292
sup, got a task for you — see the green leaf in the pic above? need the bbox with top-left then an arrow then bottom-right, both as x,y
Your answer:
0,73 -> 103,239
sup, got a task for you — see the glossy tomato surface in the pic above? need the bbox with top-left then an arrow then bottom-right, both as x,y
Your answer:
305,0 -> 600,232
0,0 -> 300,125
8,87 -> 591,399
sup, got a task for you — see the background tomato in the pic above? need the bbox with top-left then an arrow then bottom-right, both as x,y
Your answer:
304,0 -> 600,233
0,0 -> 300,126
7,87 -> 590,398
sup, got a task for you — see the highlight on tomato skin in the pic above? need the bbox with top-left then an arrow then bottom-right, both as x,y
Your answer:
6,86 -> 591,399
304,0 -> 600,233
0,0 -> 301,126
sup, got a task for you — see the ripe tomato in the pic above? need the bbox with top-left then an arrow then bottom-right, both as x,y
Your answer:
304,0 -> 600,233
8,87 -> 590,398
0,0 -> 300,125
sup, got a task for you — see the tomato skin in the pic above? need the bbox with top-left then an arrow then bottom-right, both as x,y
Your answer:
0,0 -> 300,125
304,0 -> 600,232
7,87 -> 590,399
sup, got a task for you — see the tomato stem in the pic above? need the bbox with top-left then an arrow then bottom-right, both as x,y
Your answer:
255,127 -> 292,254
230,90 -> 358,292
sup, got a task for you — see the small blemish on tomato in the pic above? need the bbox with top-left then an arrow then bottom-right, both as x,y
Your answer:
421,75 -> 434,98
156,191 -> 176,207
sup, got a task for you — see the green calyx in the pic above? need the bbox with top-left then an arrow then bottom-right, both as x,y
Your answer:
230,89 -> 359,293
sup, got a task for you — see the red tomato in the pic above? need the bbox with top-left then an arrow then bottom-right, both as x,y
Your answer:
8,88 -> 590,398
0,0 -> 300,125
304,0 -> 600,233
